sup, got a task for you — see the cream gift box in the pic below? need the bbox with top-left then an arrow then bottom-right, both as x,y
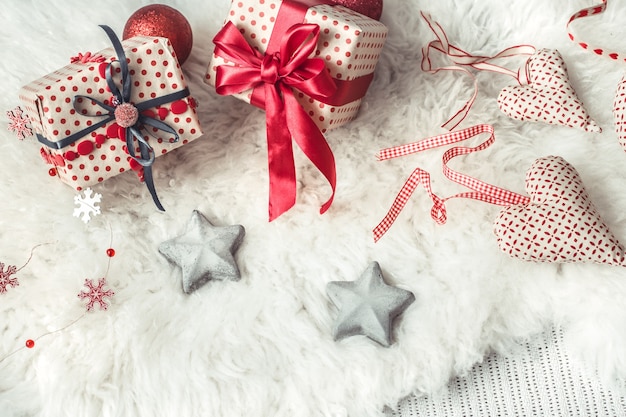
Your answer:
19,26 -> 203,209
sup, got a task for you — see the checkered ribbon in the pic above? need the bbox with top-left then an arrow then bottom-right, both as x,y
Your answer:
373,124 -> 531,242
421,12 -> 535,130
567,0 -> 624,62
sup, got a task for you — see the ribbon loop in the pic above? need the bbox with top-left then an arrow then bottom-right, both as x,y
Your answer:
373,124 -> 531,241
213,20 -> 338,220
421,12 -> 536,130
261,54 -> 282,84
430,197 -> 448,225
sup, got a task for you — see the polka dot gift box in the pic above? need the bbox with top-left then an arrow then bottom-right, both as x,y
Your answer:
18,26 -> 203,210
205,0 -> 387,221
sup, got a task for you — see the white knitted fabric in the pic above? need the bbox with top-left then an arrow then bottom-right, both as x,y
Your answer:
388,328 -> 626,417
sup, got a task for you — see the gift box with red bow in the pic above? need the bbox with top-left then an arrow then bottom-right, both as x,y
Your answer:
19,26 -> 203,210
205,0 -> 387,220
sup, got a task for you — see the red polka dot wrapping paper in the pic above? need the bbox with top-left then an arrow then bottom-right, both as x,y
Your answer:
205,0 -> 388,133
18,36 -> 203,191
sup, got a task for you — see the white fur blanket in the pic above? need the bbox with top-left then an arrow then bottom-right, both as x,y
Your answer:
2,1 -> 626,416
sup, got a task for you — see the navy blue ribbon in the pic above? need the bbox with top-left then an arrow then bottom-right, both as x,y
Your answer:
37,25 -> 191,211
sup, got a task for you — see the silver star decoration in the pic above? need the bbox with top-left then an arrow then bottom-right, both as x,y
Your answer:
159,210 -> 245,294
326,262 -> 415,347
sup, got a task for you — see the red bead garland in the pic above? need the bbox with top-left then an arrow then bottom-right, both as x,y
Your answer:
25,339 -> 35,349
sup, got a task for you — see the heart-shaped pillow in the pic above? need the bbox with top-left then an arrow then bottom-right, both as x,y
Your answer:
493,155 -> 625,265
497,49 -> 601,133
614,75 -> 626,151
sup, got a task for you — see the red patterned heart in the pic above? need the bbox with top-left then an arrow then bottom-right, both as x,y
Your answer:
614,75 -> 626,151
497,49 -> 601,133
493,155 -> 625,265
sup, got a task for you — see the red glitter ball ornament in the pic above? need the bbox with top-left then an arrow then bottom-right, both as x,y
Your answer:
123,4 -> 193,65
330,0 -> 383,20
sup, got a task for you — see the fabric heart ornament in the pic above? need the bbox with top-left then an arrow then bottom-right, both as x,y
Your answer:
613,75 -> 626,150
374,124 -> 625,266
494,155 -> 625,265
568,1 -> 626,149
497,49 -> 601,133
421,14 -> 600,132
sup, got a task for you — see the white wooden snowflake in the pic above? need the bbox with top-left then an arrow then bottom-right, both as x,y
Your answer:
78,277 -> 114,311
73,188 -> 102,223
6,106 -> 32,140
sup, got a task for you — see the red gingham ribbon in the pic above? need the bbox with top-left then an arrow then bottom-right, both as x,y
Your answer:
567,0 -> 625,62
373,124 -> 531,242
421,13 -> 536,130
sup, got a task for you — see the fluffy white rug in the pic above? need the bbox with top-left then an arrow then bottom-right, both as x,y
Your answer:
2,1 -> 626,416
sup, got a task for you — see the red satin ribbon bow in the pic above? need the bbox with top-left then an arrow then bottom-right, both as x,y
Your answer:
213,21 -> 338,221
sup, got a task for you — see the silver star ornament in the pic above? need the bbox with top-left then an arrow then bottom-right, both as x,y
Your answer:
159,210 -> 245,294
326,261 -> 415,347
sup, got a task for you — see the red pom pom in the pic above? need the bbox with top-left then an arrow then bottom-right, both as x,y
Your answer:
114,103 -> 139,128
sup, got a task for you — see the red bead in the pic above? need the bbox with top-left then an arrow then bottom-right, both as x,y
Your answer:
64,150 -> 77,161
77,140 -> 94,156
128,157 -> 141,171
157,107 -> 169,120
48,168 -> 57,177
170,100 -> 188,115
106,123 -> 120,139
106,248 -> 116,257
25,339 -> 35,348
95,134 -> 107,145
98,62 -> 109,79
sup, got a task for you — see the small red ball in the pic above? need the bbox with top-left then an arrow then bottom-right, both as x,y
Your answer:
106,248 -> 116,257
48,168 -> 57,177
330,0 -> 383,20
76,140 -> 94,156
123,5 -> 193,65
25,339 -> 35,349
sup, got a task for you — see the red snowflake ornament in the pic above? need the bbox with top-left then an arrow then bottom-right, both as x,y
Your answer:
78,277 -> 114,311
70,51 -> 106,64
7,106 -> 32,140
0,262 -> 18,294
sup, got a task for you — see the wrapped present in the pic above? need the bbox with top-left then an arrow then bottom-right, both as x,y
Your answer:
205,0 -> 387,221
19,25 -> 203,210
